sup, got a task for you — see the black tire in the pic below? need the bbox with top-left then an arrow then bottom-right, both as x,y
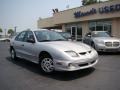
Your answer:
39,54 -> 54,74
10,48 -> 17,60
91,43 -> 96,49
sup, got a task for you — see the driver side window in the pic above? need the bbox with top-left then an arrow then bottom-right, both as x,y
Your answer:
15,31 -> 26,41
24,31 -> 35,42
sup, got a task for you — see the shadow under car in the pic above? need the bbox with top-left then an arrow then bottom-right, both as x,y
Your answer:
6,57 -> 95,81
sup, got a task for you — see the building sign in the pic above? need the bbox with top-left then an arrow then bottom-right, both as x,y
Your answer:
74,3 -> 120,18
99,4 -> 120,14
74,8 -> 97,18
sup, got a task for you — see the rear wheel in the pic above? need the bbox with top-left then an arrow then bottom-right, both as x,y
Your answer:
10,49 -> 17,60
39,54 -> 54,74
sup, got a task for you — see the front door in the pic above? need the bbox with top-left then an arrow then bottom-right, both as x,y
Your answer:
71,26 -> 77,40
23,31 -> 38,63
71,26 -> 82,41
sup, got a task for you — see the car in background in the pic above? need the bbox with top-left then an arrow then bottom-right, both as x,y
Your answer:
58,32 -> 72,40
83,31 -> 120,52
0,35 -> 10,42
10,30 -> 98,74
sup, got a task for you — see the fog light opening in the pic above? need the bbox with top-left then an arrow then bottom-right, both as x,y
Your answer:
68,63 -> 72,67
56,62 -> 62,65
68,63 -> 76,69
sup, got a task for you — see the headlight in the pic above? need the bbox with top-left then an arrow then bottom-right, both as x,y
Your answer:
65,50 -> 79,57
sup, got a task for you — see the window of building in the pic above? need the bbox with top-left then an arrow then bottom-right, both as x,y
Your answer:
65,27 -> 71,34
77,27 -> 82,41
89,21 -> 112,34
89,22 -> 96,31
96,22 -> 103,31
65,25 -> 82,41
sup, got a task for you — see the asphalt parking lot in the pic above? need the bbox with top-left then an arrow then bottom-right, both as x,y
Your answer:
0,42 -> 120,90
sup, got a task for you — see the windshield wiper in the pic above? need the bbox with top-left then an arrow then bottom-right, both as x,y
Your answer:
54,39 -> 66,41
40,40 -> 52,42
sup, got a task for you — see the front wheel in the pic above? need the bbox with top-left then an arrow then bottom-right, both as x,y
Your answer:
39,55 -> 54,74
91,43 -> 96,49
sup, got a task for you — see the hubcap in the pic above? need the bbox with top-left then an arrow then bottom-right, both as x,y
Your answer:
41,58 -> 54,73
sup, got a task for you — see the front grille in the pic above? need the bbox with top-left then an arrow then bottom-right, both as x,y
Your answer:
79,50 -> 91,55
88,50 -> 92,53
91,60 -> 96,64
79,52 -> 86,55
78,60 -> 96,67
105,42 -> 112,47
113,42 -> 119,47
105,42 -> 120,47
79,63 -> 88,67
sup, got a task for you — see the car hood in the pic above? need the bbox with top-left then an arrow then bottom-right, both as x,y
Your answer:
42,41 -> 92,53
93,37 -> 120,42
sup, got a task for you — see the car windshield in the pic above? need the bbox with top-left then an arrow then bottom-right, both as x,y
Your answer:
92,32 -> 110,37
59,32 -> 71,39
34,30 -> 66,42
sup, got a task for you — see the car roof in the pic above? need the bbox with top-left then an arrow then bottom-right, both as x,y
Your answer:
20,29 -> 61,33
20,29 -> 49,32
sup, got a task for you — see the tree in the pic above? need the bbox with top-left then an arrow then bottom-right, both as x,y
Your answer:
82,0 -> 97,6
8,29 -> 14,35
0,28 -> 2,33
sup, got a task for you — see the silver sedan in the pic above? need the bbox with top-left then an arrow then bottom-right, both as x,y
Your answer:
83,31 -> 120,52
10,30 -> 98,74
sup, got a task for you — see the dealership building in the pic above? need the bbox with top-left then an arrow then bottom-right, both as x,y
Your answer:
37,0 -> 120,40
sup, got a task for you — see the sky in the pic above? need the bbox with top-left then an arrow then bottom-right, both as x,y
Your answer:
0,0 -> 107,33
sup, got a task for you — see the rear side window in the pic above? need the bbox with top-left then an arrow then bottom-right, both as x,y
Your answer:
15,31 -> 26,41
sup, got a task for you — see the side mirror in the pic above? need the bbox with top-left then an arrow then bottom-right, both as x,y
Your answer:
27,35 -> 35,43
27,39 -> 35,43
87,34 -> 91,37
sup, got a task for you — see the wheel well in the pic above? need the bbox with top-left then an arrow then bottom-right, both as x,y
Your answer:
91,41 -> 94,46
39,51 -> 52,60
91,41 -> 96,49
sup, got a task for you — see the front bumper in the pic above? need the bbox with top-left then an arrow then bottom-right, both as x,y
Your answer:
53,55 -> 98,71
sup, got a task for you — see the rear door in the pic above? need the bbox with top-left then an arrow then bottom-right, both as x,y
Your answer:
13,31 -> 27,58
